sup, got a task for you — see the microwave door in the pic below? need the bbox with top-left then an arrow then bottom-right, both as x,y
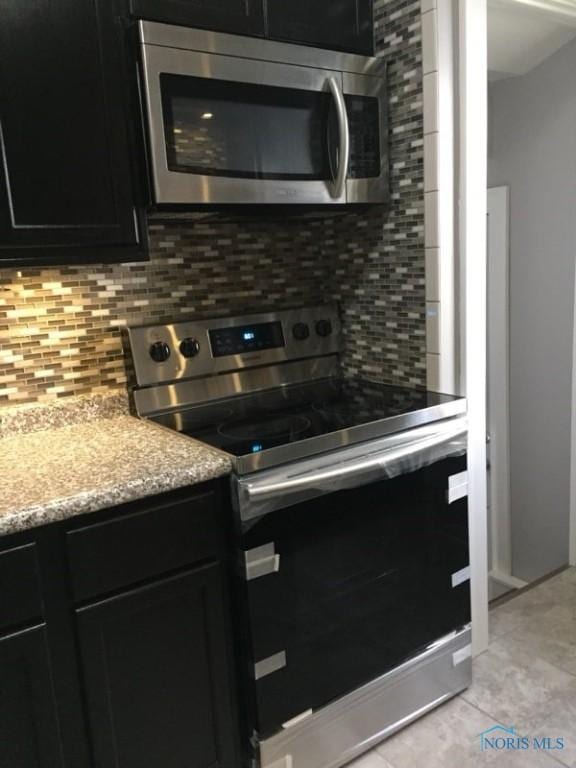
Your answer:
140,43 -> 348,205
343,72 -> 390,205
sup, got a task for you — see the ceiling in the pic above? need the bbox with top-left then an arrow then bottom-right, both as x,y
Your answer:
488,0 -> 576,81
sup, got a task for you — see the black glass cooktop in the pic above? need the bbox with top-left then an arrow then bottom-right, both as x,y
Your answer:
151,377 -> 464,460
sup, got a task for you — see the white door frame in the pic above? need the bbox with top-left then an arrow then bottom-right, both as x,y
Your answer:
453,0 -> 576,647
459,0 -> 489,655
424,0 -> 490,653
486,187 -> 528,592
487,187 -> 515,587
570,256 -> 576,566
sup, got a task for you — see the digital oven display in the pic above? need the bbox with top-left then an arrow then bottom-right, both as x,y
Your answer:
209,321 -> 285,358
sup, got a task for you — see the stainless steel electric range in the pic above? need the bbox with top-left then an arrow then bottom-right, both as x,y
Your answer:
127,305 -> 472,768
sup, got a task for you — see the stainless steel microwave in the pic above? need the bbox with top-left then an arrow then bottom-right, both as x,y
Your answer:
138,21 -> 389,206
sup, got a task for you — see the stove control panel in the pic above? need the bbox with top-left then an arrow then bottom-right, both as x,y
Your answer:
292,322 -> 310,341
179,337 -> 201,358
127,305 -> 341,388
149,340 -> 171,363
210,321 -> 284,358
316,319 -> 333,338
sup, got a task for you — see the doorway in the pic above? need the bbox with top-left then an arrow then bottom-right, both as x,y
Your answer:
486,186 -> 528,599
486,0 -> 576,593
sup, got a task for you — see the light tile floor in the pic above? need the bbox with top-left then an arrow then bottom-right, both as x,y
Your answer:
348,567 -> 576,768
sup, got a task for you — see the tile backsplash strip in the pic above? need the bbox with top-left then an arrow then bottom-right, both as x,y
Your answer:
0,220 -> 330,404
330,0 -> 426,384
0,0 -> 425,406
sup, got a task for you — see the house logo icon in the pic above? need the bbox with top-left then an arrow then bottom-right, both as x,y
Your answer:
479,725 -> 517,751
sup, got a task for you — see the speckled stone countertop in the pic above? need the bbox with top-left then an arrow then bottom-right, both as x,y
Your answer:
0,390 -> 130,438
0,392 -> 231,536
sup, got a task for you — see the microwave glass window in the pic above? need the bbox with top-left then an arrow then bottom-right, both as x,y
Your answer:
346,95 -> 381,179
160,74 -> 335,181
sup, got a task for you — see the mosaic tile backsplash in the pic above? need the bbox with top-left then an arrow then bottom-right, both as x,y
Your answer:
0,0 -> 425,406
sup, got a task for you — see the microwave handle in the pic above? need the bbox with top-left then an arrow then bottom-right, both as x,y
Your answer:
327,77 -> 350,199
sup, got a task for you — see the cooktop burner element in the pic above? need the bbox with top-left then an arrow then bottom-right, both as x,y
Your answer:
217,413 -> 313,442
127,305 -> 467,473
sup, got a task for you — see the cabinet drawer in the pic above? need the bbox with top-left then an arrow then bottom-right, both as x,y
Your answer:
67,490 -> 220,602
0,544 -> 44,633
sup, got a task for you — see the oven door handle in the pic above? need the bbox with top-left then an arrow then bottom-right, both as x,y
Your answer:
328,77 -> 350,200
236,417 -> 468,520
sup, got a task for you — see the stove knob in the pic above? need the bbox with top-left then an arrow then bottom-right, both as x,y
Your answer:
292,322 -> 310,341
316,319 -> 333,338
179,337 -> 201,358
149,341 -> 171,363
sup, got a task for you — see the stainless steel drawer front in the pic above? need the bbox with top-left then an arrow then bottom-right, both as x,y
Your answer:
259,627 -> 472,768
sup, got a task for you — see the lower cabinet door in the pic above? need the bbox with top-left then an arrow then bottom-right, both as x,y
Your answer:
76,564 -> 238,768
0,625 -> 65,768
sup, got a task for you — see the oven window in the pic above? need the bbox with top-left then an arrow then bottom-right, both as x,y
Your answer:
160,74 -> 335,181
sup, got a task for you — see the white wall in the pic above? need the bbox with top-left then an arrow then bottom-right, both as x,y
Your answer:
488,38 -> 576,582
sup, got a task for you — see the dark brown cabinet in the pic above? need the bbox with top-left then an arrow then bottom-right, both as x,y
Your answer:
76,565 -> 237,768
0,0 -> 145,267
0,0 -> 374,268
131,0 -> 374,54
0,626 -> 65,768
266,0 -> 373,54
66,489 -> 219,601
0,482 -> 238,768
130,0 -> 266,37
0,544 -> 44,633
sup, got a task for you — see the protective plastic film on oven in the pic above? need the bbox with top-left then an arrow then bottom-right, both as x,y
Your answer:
236,417 -> 468,520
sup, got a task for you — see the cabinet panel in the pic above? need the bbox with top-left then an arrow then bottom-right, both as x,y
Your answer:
0,0 -> 143,264
0,543 -> 43,632
76,564 -> 238,768
266,0 -> 374,55
0,625 -> 64,768
67,489 -> 219,601
130,0 -> 265,37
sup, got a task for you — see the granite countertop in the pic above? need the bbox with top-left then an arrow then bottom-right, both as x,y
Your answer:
0,393 -> 231,536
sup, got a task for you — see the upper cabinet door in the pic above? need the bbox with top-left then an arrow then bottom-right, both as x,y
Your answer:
130,0 -> 266,37
265,0 -> 374,55
0,0 -> 143,266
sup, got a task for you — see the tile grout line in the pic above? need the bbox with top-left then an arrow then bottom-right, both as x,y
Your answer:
490,626 -> 576,683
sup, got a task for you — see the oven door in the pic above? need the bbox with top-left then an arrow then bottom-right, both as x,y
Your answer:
234,418 -> 470,739
139,24 -> 388,205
